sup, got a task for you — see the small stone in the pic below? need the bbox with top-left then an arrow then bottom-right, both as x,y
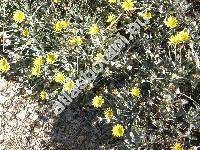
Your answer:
16,110 -> 27,120
0,94 -> 7,104
29,112 -> 38,121
0,79 -> 8,91
4,112 -> 12,119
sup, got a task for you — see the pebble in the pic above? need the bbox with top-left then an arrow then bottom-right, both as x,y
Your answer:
0,94 -> 7,104
16,110 -> 27,120
0,79 -> 7,92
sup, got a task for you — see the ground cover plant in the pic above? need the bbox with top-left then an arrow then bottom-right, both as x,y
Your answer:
0,0 -> 200,149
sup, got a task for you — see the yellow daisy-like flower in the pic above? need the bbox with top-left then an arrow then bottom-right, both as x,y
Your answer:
112,124 -> 125,137
89,24 -> 100,36
46,52 -> 57,64
173,143 -> 183,150
13,10 -> 26,23
94,53 -> 104,63
171,73 -> 178,79
168,35 -> 181,45
104,108 -> 113,119
54,21 -> 63,32
112,88 -> 119,95
22,29 -> 29,37
61,21 -> 70,28
53,0 -> 59,3
177,31 -> 190,42
63,80 -> 75,92
54,72 -> 65,84
107,0 -> 117,3
164,17 -> 178,28
33,56 -> 43,67
31,66 -> 42,76
69,36 -> 83,45
40,90 -> 47,100
130,87 -> 141,97
0,57 -> 10,73
106,14 -> 116,24
143,12 -> 152,20
121,0 -> 134,11
75,36 -> 83,45
54,21 -> 69,32
92,96 -> 104,108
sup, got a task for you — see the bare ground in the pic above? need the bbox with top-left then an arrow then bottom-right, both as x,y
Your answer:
0,79 -> 114,150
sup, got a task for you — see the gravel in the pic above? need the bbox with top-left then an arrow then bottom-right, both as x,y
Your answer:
0,79 -> 114,150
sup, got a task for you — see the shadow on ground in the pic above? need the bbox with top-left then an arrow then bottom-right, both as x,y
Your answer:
44,106 -> 124,150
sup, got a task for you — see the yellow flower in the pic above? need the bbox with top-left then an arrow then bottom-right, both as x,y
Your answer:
169,31 -> 189,45
63,80 -> 75,92
61,21 -> 70,28
75,36 -> 83,45
143,12 -> 152,20
164,17 -> 178,28
40,91 -> 47,100
94,53 -> 104,63
112,88 -> 119,94
22,29 -> 29,37
112,124 -> 125,137
89,24 -> 100,36
168,35 -> 181,45
171,73 -> 178,79
177,31 -> 190,42
106,14 -> 116,24
92,96 -> 104,108
133,77 -> 140,83
69,36 -> 83,45
173,143 -> 183,150
107,0 -> 117,3
53,0 -> 59,3
68,38 -> 76,45
54,21 -> 69,32
104,108 -> 113,119
33,56 -> 43,67
0,57 -> 10,73
13,10 -> 26,23
71,28 -> 77,33
46,52 -> 57,64
54,21 -> 63,32
54,72 -> 65,84
121,0 -> 134,11
131,87 -> 141,97
31,66 -> 42,76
